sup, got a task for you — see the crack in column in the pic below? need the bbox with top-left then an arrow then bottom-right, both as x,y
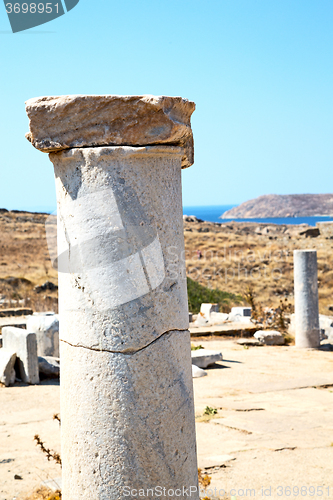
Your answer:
60,327 -> 189,355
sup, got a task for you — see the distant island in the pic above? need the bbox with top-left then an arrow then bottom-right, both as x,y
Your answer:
220,194 -> 333,219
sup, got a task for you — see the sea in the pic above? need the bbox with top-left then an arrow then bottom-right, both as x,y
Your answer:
12,204 -> 333,227
183,205 -> 333,227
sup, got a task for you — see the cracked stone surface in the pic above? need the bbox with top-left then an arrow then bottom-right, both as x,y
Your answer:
61,327 -> 189,355
60,329 -> 198,499
50,146 -> 189,352
45,143 -> 198,499
25,95 -> 195,168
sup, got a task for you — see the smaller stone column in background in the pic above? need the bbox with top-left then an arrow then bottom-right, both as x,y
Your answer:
294,249 -> 320,348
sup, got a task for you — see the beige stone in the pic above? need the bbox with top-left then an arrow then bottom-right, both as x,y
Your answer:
61,331 -> 198,499
2,327 -> 39,384
50,146 -> 189,353
0,349 -> 16,387
25,95 -> 195,168
49,144 -> 198,499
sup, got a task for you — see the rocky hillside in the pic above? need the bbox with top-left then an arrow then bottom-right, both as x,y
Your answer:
221,194 -> 333,219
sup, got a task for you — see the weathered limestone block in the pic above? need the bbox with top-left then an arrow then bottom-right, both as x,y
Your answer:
27,312 -> 59,357
254,330 -> 285,345
319,314 -> 333,341
0,349 -> 16,386
209,312 -> 229,325
25,95 -> 195,168
192,364 -> 207,378
2,327 -> 39,384
294,250 -> 320,348
231,306 -> 251,317
191,349 -> 223,368
194,312 -> 209,326
200,303 -> 219,320
38,356 -> 60,377
229,306 -> 252,323
237,338 -> 262,346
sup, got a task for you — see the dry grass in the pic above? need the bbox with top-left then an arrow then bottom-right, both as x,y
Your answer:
0,211 -> 57,284
184,220 -> 333,314
0,210 -> 58,312
1,210 -> 333,316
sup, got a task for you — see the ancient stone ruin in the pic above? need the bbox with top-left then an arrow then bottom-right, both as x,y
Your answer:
25,95 -> 199,499
294,249 -> 320,348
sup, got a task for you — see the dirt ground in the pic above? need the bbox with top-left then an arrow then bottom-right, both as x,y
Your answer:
1,338 -> 332,500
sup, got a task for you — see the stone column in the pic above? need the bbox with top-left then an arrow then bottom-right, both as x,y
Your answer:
25,95 -> 199,499
294,249 -> 320,348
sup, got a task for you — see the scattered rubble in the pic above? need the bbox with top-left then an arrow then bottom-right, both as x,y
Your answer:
27,312 -> 59,357
2,327 -> 39,384
237,338 -> 262,346
0,349 -> 16,386
254,330 -> 285,345
191,349 -> 223,368
192,364 -> 207,378
38,356 -> 60,377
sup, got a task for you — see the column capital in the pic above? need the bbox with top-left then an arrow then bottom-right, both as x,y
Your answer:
25,94 -> 195,168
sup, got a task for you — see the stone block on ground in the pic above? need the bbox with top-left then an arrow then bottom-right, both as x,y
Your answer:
210,312 -> 229,325
237,338 -> 262,346
200,303 -> 219,320
38,356 -> 60,377
194,312 -> 209,326
191,349 -> 223,368
229,307 -> 252,323
319,314 -> 333,341
231,306 -> 252,317
26,312 -> 59,357
192,365 -> 207,378
2,327 -> 39,384
254,330 -> 285,345
0,349 -> 16,386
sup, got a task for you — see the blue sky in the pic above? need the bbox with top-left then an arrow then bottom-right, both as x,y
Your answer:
0,0 -> 332,211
